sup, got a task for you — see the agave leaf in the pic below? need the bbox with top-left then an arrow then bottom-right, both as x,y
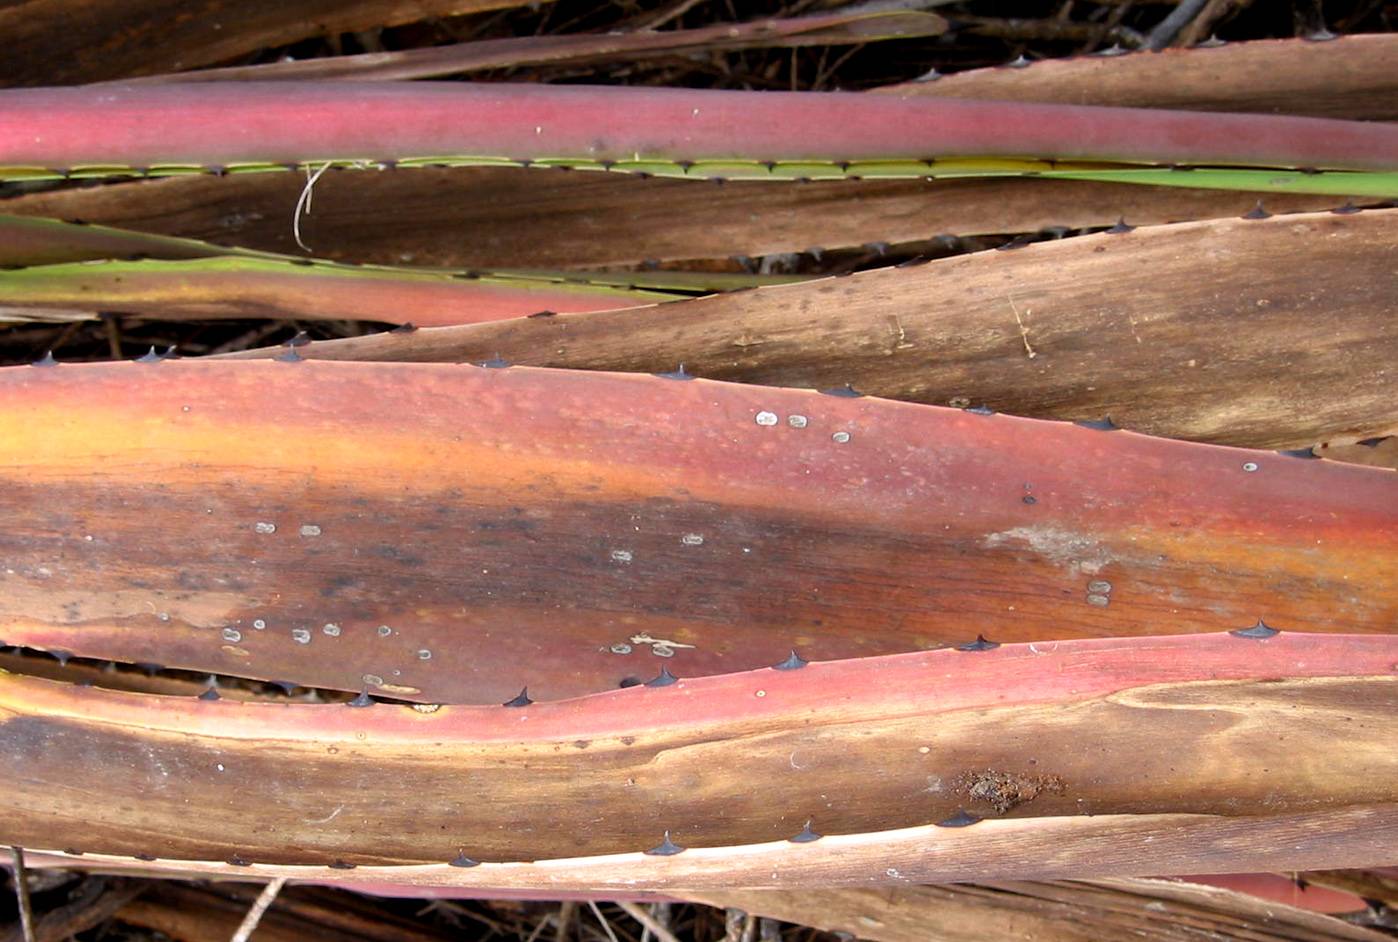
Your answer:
684,879 -> 1390,942
20,798 -> 1398,891
2,171 -> 1360,271
1302,871 -> 1398,910
0,214 -> 270,267
3,36 -> 1383,270
0,0 -> 550,86
125,10 -> 949,84
16,797 -> 1398,890
226,208 -> 1398,451
1,84 -> 1394,191
0,214 -> 799,295
0,634 -> 1393,875
488,269 -> 805,291
883,34 -> 1398,121
1161,874 -> 1368,913
0,360 -> 1394,703
1041,167 -> 1397,198
1317,437 -> 1398,471
98,872 -> 1392,937
0,256 -> 665,325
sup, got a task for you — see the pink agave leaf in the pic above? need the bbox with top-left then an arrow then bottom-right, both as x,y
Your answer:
0,256 -> 665,325
1165,875 -> 1368,913
1,83 -> 1395,172
0,360 -> 1394,704
0,633 -> 1394,880
224,208 -> 1398,452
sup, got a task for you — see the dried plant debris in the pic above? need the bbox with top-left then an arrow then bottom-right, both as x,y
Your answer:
955,769 -> 1067,815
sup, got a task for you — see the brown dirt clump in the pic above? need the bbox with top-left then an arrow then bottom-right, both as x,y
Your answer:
956,769 -> 1066,814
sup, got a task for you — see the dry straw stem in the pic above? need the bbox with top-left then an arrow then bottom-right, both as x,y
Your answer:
229,878 -> 287,942
0,875 -> 143,942
7,847 -> 35,942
